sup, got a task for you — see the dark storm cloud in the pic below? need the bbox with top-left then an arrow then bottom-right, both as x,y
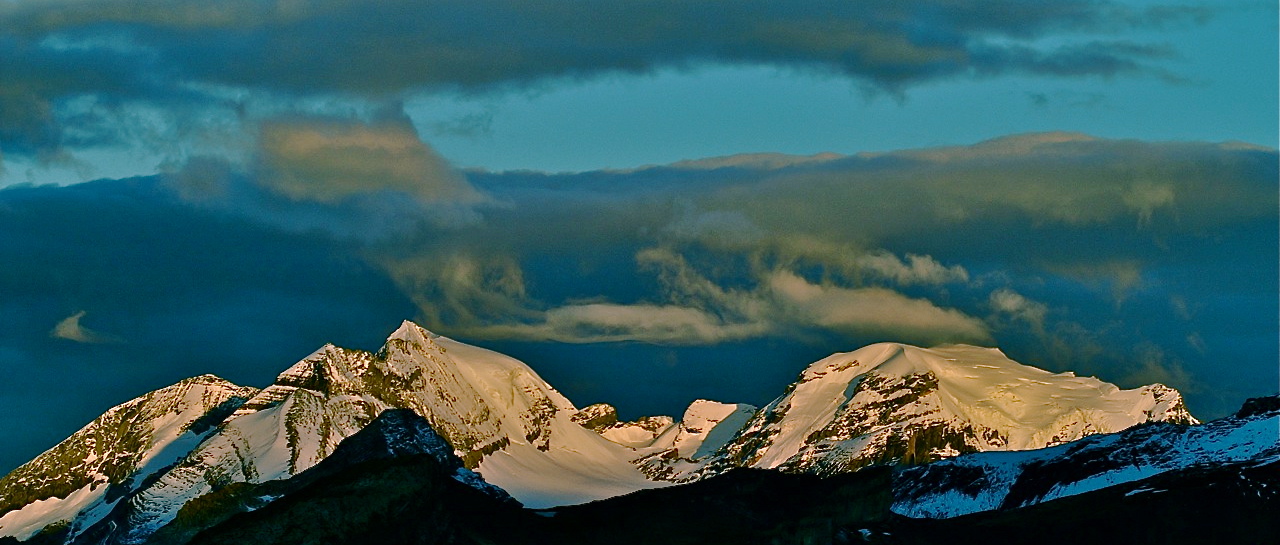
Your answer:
0,33 -> 163,157
0,0 -> 1211,157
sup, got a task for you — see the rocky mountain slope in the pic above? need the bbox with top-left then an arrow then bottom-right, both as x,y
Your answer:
0,322 -> 1205,543
573,343 -> 1196,483
0,376 -> 257,542
891,393 -> 1279,518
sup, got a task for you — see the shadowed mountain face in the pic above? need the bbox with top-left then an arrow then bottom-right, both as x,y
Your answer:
153,408 -> 1280,545
188,401 -> 1278,545
880,457 -> 1280,545
197,395 -> 1279,545
162,410 -> 530,545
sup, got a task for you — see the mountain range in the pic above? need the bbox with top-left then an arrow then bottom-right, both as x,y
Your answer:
0,321 -> 1272,544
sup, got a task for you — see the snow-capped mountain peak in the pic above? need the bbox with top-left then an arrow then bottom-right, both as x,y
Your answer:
822,343 -> 1198,447
673,400 -> 759,460
388,318 -> 436,342
215,320 -> 660,509
705,342 -> 1196,476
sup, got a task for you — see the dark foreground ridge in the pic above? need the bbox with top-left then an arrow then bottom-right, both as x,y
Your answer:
184,446 -> 1280,545
11,397 -> 1274,545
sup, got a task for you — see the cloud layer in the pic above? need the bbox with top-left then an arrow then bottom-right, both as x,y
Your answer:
0,0 -> 1213,163
475,248 -> 988,346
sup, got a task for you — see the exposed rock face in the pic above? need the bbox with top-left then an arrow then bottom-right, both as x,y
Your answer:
148,400 -> 1280,545
278,408 -> 514,504
1235,395 -> 1280,419
627,400 -> 757,481
571,404 -> 619,432
140,408 -> 519,545
147,396 -> 1280,545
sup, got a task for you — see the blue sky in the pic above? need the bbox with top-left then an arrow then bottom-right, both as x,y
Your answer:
0,0 -> 1276,473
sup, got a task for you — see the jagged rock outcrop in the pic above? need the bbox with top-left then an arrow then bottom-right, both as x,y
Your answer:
571,403 -> 683,448
571,404 -> 619,432
625,400 -> 757,481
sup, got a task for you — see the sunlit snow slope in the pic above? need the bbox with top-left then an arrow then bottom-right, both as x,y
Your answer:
702,343 -> 1195,475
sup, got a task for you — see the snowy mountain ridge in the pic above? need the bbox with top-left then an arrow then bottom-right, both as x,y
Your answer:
697,342 -> 1195,477
0,321 -> 1202,543
0,376 -> 257,541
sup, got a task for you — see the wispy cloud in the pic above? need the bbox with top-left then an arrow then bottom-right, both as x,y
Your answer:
989,288 -> 1049,331
1121,343 -> 1198,392
454,246 -> 989,346
481,303 -> 769,345
765,271 -> 990,344
159,114 -> 491,238
1047,259 -> 1146,306
49,311 -> 122,344
856,251 -> 970,286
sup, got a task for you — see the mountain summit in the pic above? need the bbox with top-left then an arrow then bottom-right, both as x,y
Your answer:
0,321 -> 1199,543
698,342 -> 1195,476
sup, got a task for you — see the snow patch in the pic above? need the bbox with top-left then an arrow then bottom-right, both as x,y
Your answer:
0,484 -> 102,540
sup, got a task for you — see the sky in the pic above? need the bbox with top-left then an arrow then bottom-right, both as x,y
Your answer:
0,0 -> 1276,473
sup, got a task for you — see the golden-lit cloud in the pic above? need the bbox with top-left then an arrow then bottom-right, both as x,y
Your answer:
49,311 -> 122,344
765,271 -> 991,344
257,118 -> 484,205
447,246 -> 989,346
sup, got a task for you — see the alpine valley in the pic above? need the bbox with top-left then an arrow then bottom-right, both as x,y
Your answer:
1,321 -> 1275,545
